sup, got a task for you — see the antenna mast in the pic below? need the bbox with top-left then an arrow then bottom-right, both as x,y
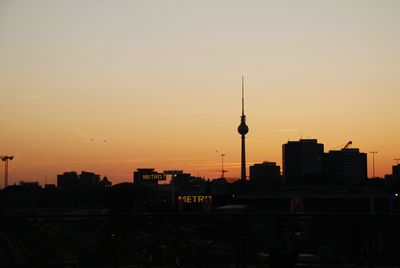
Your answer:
242,76 -> 244,116
220,154 -> 228,179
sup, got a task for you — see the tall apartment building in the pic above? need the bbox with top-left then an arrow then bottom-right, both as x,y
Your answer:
282,139 -> 324,186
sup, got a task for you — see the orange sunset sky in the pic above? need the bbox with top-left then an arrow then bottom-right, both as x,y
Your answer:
1,1 -> 400,185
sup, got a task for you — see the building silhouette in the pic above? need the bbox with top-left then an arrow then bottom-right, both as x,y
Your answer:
57,171 -> 79,189
393,164 -> 400,176
57,171 -> 101,190
324,148 -> 367,186
249,162 -> 282,187
19,181 -> 41,190
80,171 -> 101,187
172,172 -> 204,191
100,176 -> 112,188
133,168 -> 165,185
282,139 -> 324,186
385,164 -> 400,191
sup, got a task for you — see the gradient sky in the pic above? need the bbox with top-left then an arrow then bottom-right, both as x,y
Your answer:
1,0 -> 400,185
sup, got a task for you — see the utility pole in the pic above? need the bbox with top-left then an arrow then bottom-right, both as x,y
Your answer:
220,154 -> 228,179
370,151 -> 378,178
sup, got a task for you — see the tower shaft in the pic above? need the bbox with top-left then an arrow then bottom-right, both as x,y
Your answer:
241,135 -> 246,181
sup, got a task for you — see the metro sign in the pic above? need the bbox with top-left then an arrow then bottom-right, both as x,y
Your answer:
178,195 -> 212,203
142,173 -> 166,180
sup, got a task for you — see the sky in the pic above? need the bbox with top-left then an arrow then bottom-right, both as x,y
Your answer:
1,0 -> 400,185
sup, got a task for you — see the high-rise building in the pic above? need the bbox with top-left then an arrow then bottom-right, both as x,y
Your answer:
282,139 -> 324,186
385,164 -> 400,191
393,164 -> 400,176
80,171 -> 100,187
237,76 -> 249,181
324,148 -> 367,186
249,162 -> 282,186
57,171 -> 79,189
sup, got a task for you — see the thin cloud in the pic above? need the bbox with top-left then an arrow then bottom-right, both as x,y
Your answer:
184,109 -> 222,115
274,129 -> 298,132
183,161 -> 241,169
128,109 -> 222,118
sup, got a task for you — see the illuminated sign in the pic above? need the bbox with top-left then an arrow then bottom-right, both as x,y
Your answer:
178,195 -> 212,203
142,173 -> 166,180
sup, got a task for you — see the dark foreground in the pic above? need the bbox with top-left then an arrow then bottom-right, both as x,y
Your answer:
0,211 -> 399,267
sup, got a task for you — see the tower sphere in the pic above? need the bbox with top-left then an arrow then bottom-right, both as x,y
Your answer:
238,123 -> 249,135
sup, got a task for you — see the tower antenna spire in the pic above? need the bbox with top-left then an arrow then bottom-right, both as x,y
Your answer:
242,75 -> 244,116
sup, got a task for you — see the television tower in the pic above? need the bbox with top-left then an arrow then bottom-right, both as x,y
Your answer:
237,76 -> 249,181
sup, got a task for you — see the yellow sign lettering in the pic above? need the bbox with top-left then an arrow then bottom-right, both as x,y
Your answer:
177,195 -> 212,204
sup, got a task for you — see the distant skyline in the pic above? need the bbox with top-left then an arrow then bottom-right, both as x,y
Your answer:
1,1 -> 400,184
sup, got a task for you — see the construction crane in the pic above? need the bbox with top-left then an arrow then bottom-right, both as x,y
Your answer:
342,141 -> 353,150
0,155 -> 14,188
